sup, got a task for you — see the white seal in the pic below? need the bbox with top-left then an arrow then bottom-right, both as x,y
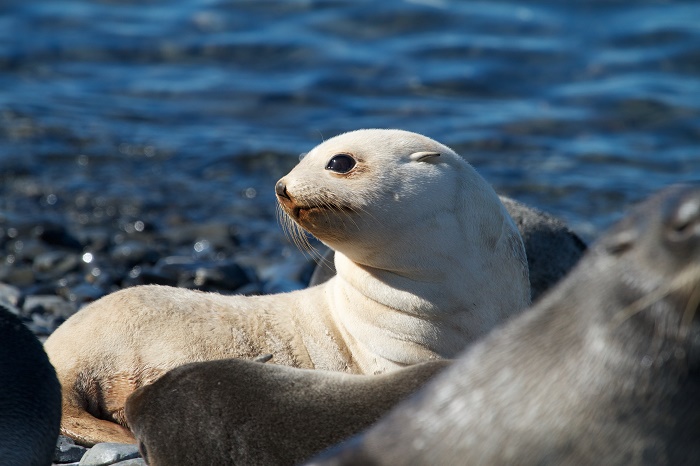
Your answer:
44,129 -> 530,445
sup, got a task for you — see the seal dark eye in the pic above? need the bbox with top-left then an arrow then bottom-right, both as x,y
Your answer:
325,154 -> 356,174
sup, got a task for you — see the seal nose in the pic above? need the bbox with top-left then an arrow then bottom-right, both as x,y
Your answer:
275,179 -> 290,200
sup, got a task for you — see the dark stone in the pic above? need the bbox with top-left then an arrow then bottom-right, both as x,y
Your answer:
0,282 -> 22,308
32,223 -> 83,251
77,442 -> 140,465
111,241 -> 160,267
191,261 -> 250,291
0,264 -> 36,287
151,256 -> 250,292
33,250 -> 81,278
59,283 -> 107,304
23,295 -> 77,320
54,435 -> 88,463
127,267 -> 179,287
161,222 -> 240,249
262,278 -> 304,294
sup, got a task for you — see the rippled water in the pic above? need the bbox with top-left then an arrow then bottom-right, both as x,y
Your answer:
2,0 -> 700,243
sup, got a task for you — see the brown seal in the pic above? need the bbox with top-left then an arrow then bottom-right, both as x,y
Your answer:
0,305 -> 62,466
309,183 -> 700,465
125,358 -> 450,466
310,195 -> 586,302
44,129 -> 530,446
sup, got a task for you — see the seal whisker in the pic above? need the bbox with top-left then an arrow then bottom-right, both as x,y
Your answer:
279,203 -> 329,266
609,262 -> 700,330
277,204 -> 315,258
679,281 -> 700,341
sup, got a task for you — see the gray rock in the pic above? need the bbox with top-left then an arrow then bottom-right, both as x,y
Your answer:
259,261 -> 311,294
78,443 -> 140,466
263,277 -> 305,294
0,263 -> 35,287
0,282 -> 22,309
308,196 -> 586,303
9,238 -> 51,262
29,312 -> 60,336
33,223 -> 83,250
111,459 -> 147,466
233,282 -> 264,296
60,282 -> 107,304
150,256 -> 250,292
161,222 -> 239,250
110,241 -> 159,267
191,261 -> 250,291
33,250 -> 81,278
54,435 -> 88,463
499,196 -> 586,302
23,295 -> 77,320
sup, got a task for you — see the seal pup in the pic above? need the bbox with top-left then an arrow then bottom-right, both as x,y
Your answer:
125,358 -> 450,466
44,129 -> 530,446
0,305 -> 62,466
309,183 -> 700,466
310,196 -> 586,302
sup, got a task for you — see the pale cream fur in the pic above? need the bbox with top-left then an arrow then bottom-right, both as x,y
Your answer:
44,129 -> 530,446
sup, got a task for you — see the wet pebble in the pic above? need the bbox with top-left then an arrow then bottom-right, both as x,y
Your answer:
106,460 -> 147,466
110,241 -> 160,267
147,256 -> 251,291
23,295 -> 77,320
0,263 -> 36,287
33,223 -> 83,250
76,442 -> 140,466
59,282 -> 108,305
33,250 -> 81,278
53,436 -> 88,464
192,261 -> 250,290
0,282 -> 21,308
259,261 -> 315,294
162,222 -> 240,251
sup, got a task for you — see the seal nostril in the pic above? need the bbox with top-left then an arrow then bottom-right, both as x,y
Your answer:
275,180 -> 290,200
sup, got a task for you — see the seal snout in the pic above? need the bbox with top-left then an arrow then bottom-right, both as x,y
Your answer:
275,179 -> 291,200
275,178 -> 301,219
668,190 -> 700,245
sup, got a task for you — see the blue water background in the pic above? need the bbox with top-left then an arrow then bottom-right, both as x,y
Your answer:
1,0 -> 699,242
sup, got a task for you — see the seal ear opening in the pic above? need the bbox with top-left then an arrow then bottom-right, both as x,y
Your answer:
410,151 -> 441,162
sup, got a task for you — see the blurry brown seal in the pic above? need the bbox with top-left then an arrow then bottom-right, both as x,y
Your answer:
309,183 -> 700,465
44,129 -> 530,446
0,305 -> 62,466
125,358 -> 450,466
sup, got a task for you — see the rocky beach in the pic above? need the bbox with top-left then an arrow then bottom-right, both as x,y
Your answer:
2,0 -> 699,464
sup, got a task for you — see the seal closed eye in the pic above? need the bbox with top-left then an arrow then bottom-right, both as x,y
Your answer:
325,153 -> 356,173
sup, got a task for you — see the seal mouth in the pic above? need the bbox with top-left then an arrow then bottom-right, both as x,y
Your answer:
294,204 -> 354,223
